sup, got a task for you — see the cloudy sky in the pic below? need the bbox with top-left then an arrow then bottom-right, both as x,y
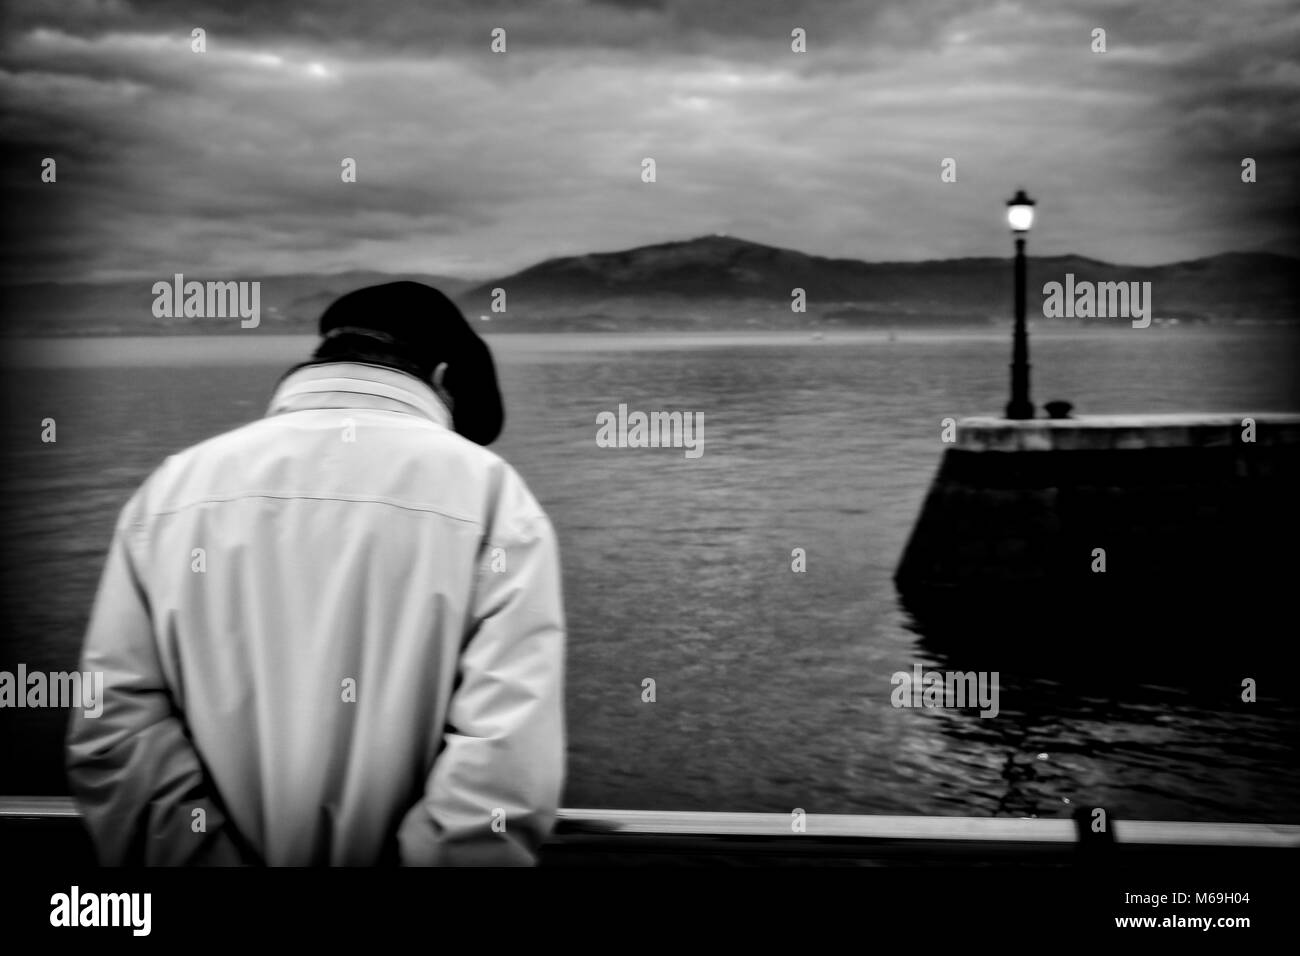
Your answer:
2,0 -> 1298,282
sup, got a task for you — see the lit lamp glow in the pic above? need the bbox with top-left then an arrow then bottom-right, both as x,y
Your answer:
1006,192 -> 1036,233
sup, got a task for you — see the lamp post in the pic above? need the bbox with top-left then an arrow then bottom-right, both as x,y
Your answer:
1005,189 -> 1036,420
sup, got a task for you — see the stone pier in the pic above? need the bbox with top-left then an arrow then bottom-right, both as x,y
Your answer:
893,413 -> 1300,646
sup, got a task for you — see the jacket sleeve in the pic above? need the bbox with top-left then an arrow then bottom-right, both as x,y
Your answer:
66,494 -> 258,866
398,472 -> 567,866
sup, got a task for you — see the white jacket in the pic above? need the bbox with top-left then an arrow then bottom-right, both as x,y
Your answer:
67,361 -> 566,866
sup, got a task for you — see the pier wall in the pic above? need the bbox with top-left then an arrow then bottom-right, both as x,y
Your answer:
893,414 -> 1300,642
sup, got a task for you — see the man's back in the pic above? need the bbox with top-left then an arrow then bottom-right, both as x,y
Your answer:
67,361 -> 566,866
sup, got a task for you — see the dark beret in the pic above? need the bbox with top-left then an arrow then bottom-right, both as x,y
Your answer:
318,281 -> 504,445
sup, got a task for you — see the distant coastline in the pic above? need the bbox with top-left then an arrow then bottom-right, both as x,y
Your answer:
2,235 -> 1296,337
5,326 -> 1299,375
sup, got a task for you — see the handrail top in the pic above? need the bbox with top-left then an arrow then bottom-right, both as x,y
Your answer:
4,798 -> 1296,848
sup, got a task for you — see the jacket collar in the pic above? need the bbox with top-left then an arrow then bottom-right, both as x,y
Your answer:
266,362 -> 453,430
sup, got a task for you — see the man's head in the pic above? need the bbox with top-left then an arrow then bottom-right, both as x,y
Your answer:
301,281 -> 504,445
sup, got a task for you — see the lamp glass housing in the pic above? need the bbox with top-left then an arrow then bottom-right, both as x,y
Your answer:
1007,202 -> 1035,233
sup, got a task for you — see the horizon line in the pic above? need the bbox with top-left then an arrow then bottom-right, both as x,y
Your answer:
6,237 -> 1296,288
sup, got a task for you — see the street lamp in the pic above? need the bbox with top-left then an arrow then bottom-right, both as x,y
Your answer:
1004,189 -> 1036,420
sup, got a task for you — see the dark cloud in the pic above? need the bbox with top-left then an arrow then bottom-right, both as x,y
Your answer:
1,0 -> 1297,283
2,0 -> 938,52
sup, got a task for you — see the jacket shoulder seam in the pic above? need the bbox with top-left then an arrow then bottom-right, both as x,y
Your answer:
143,491 -> 482,525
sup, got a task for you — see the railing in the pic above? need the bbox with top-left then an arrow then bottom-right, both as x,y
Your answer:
554,808 -> 1298,846
3,797 -> 1296,865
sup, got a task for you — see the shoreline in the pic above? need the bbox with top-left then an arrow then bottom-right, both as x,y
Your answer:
3,323 -> 1297,368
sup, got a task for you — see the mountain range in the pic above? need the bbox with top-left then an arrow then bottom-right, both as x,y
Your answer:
2,236 -> 1296,336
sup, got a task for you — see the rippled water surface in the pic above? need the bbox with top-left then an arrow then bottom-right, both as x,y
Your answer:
2,327 -> 1297,822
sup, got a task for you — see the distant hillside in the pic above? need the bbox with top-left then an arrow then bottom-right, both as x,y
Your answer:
1,237 -> 1295,335
0,271 -> 474,336
454,235 -> 1300,331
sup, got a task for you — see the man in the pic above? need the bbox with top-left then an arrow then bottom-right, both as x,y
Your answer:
66,282 -> 566,866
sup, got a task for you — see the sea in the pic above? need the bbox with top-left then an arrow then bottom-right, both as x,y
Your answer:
1,326 -> 1297,823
